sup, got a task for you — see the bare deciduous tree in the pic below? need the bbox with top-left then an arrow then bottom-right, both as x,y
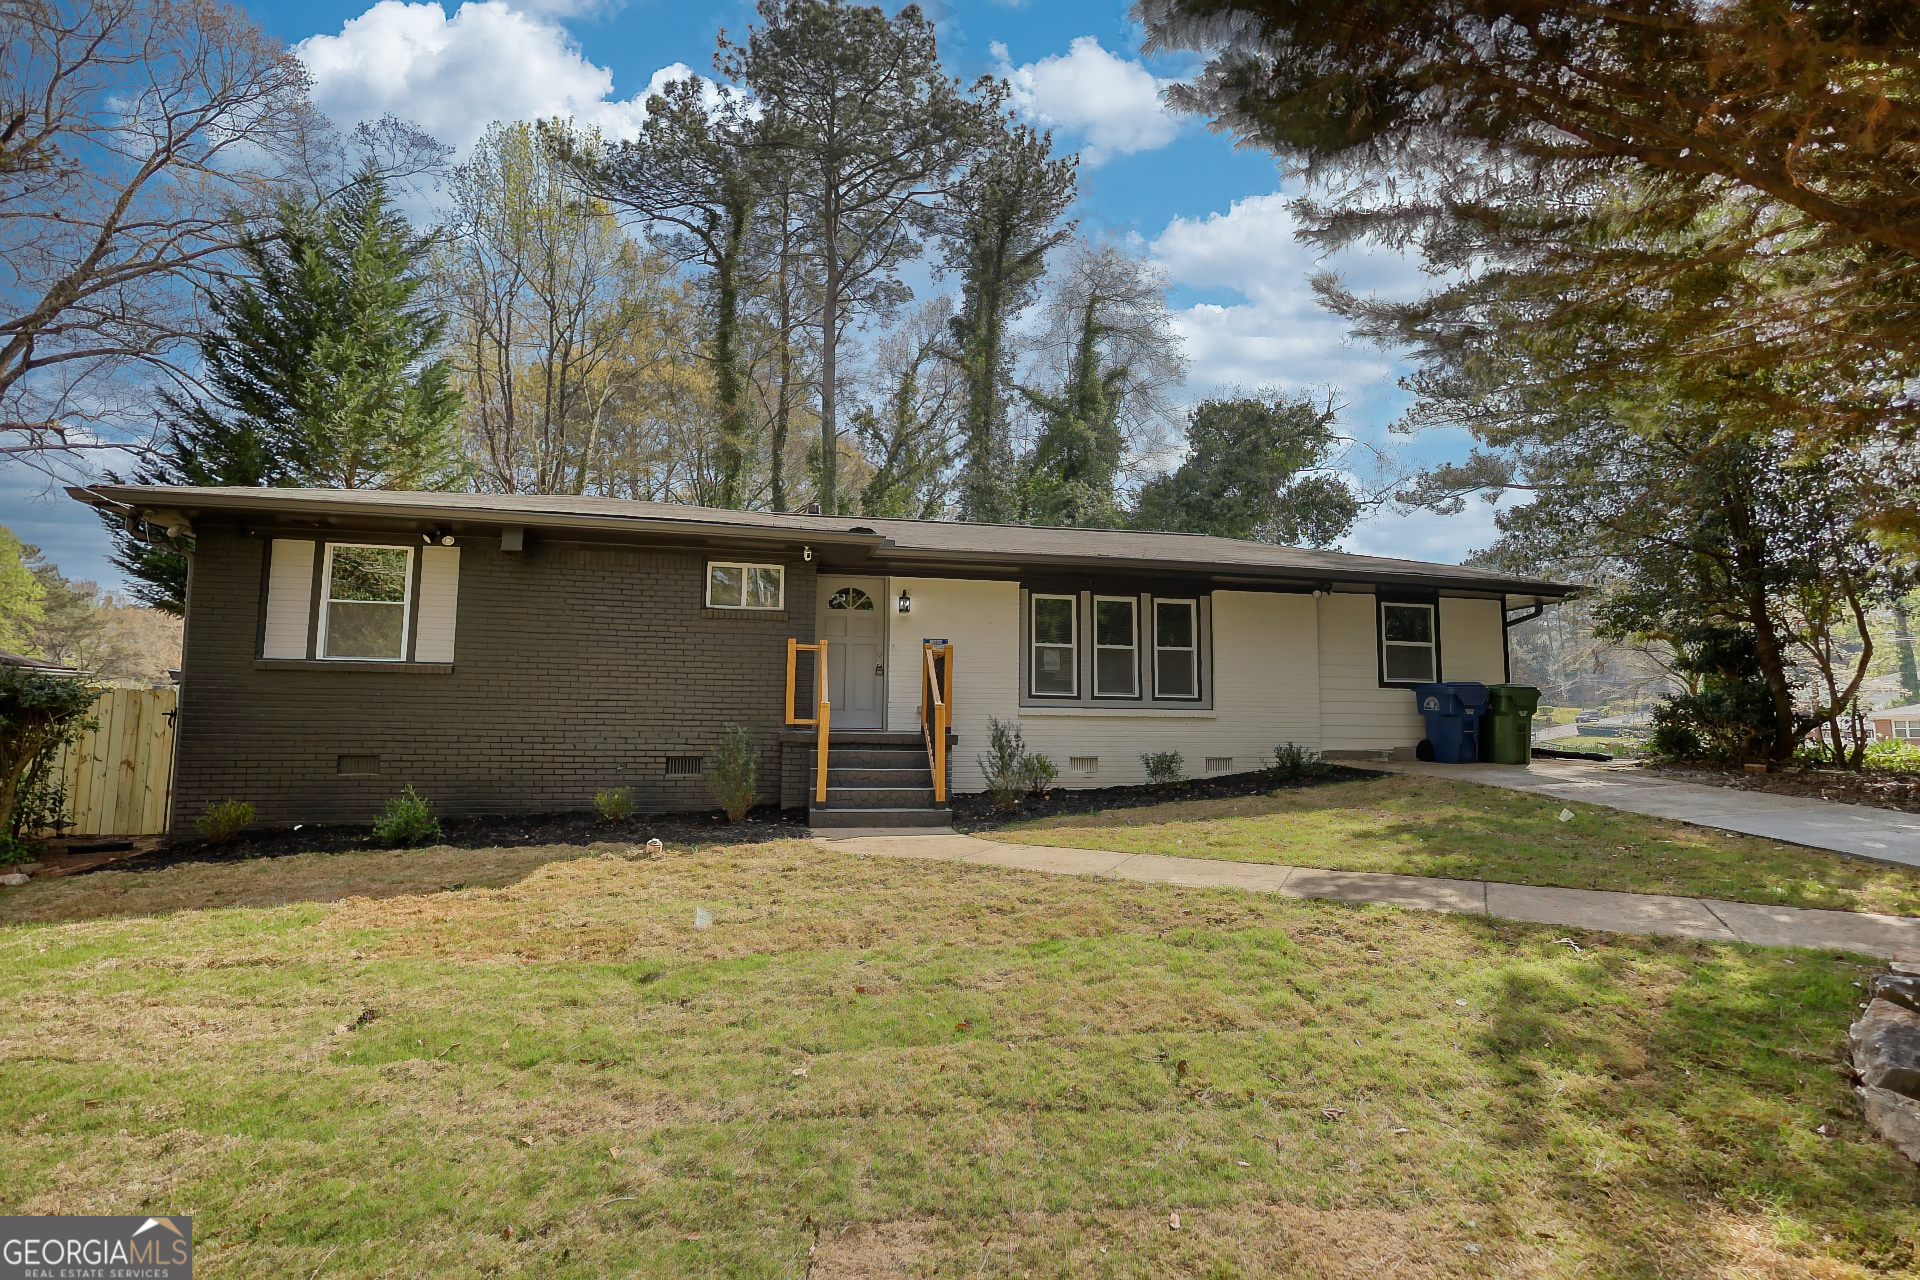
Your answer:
0,0 -> 316,466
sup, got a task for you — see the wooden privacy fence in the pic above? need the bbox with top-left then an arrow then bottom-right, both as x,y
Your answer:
47,687 -> 177,836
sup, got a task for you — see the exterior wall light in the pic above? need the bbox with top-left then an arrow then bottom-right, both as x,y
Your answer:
897,588 -> 912,614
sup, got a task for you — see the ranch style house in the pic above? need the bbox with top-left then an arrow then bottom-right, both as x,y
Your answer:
71,486 -> 1575,831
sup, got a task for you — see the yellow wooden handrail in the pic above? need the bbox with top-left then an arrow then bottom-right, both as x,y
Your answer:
786,637 -> 832,804
921,641 -> 953,803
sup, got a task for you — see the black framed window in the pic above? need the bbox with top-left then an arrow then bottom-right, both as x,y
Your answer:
1093,596 -> 1138,697
1019,588 -> 1211,708
1153,599 -> 1199,699
1031,594 -> 1078,696
1381,600 -> 1437,683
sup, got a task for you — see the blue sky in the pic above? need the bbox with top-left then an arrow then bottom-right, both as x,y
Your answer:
1,0 -> 1499,590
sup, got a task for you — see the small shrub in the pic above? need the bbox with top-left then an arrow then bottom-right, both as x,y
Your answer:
0,666 -> 97,844
594,786 -> 637,822
0,833 -> 34,865
11,748 -> 69,840
706,725 -> 759,822
194,799 -> 255,845
1864,738 -> 1920,772
1141,750 -> 1185,787
1270,741 -> 1328,786
372,786 -> 440,848
979,717 -> 1056,812
1019,748 -> 1058,795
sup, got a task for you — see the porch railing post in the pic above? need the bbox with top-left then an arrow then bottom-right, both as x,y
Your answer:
815,638 -> 830,805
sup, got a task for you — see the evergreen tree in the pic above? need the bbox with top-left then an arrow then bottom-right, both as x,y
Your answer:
571,84 -> 764,508
726,0 -> 987,514
939,122 -> 1076,522
108,163 -> 462,612
1133,394 -> 1361,546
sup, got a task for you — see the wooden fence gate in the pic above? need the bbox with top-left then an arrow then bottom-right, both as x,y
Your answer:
48,687 -> 178,836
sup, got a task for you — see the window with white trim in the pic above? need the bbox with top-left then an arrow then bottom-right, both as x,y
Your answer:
1153,599 -> 1199,698
1381,601 -> 1437,683
707,561 -> 785,609
1895,720 -> 1918,740
1031,594 -> 1078,696
1093,596 -> 1138,697
320,544 -> 413,660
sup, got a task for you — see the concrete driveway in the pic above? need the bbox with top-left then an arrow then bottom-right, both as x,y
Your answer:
1375,758 -> 1920,869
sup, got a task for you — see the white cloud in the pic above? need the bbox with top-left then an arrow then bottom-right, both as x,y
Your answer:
1150,191 -> 1424,400
991,37 -> 1178,166
1147,191 -> 1505,563
1339,494 -> 1510,566
296,2 -> 693,155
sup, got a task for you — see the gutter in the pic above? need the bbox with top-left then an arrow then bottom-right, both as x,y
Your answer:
867,546 -> 1578,599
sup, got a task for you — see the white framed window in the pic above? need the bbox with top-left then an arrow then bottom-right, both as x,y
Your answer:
1093,596 -> 1138,697
1031,594 -> 1078,696
1153,599 -> 1199,699
320,543 -> 413,661
1896,720 -> 1918,740
1381,601 -> 1437,683
707,561 -> 785,610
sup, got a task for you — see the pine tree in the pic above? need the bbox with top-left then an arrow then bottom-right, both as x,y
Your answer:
108,163 -> 462,612
939,122 -> 1075,522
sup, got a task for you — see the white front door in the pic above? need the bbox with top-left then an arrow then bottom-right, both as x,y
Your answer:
817,577 -> 887,730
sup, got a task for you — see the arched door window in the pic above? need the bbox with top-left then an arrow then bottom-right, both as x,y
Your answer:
827,586 -> 875,611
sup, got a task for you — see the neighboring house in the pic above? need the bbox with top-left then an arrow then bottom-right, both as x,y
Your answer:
1871,704 -> 1920,743
71,486 -> 1575,831
0,650 -> 85,676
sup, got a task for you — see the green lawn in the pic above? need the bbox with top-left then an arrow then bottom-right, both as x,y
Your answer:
1,837 -> 1916,1276
989,774 -> 1920,916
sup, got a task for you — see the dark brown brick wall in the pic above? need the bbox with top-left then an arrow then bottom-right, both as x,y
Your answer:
172,527 -> 816,829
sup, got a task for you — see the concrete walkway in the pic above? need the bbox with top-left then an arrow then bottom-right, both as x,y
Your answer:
813,831 -> 1920,960
1373,758 -> 1920,869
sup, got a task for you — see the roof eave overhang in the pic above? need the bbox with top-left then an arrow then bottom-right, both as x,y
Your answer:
69,486 -> 888,555
869,547 -> 1578,600
70,486 -> 1579,599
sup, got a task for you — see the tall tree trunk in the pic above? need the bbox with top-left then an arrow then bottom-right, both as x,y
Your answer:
712,198 -> 751,509
1894,595 -> 1920,704
819,238 -> 840,513
770,191 -> 794,511
1722,479 -> 1798,762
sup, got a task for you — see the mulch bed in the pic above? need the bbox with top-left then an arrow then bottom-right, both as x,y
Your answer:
46,767 -> 1389,877
950,765 -> 1383,833
1644,761 -> 1920,816
73,807 -> 811,876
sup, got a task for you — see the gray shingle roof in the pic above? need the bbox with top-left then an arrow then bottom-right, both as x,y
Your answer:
71,484 -> 1576,599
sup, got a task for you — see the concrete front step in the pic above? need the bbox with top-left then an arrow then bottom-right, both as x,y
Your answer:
807,806 -> 953,829
821,786 -> 939,808
825,732 -> 928,748
827,747 -> 931,769
826,766 -> 935,787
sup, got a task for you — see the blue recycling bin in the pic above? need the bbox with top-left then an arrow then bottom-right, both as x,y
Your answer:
1410,682 -> 1490,763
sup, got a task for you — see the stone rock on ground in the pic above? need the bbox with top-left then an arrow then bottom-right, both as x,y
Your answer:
0,872 -> 28,887
1873,974 -> 1920,1016
1850,986 -> 1920,1162
1851,1001 -> 1920,1098
1857,1086 -> 1920,1162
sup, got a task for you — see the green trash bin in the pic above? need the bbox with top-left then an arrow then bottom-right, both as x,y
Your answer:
1483,684 -> 1541,765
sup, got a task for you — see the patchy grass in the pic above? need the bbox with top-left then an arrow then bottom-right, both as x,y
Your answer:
989,775 -> 1920,916
1,838 -> 1916,1277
